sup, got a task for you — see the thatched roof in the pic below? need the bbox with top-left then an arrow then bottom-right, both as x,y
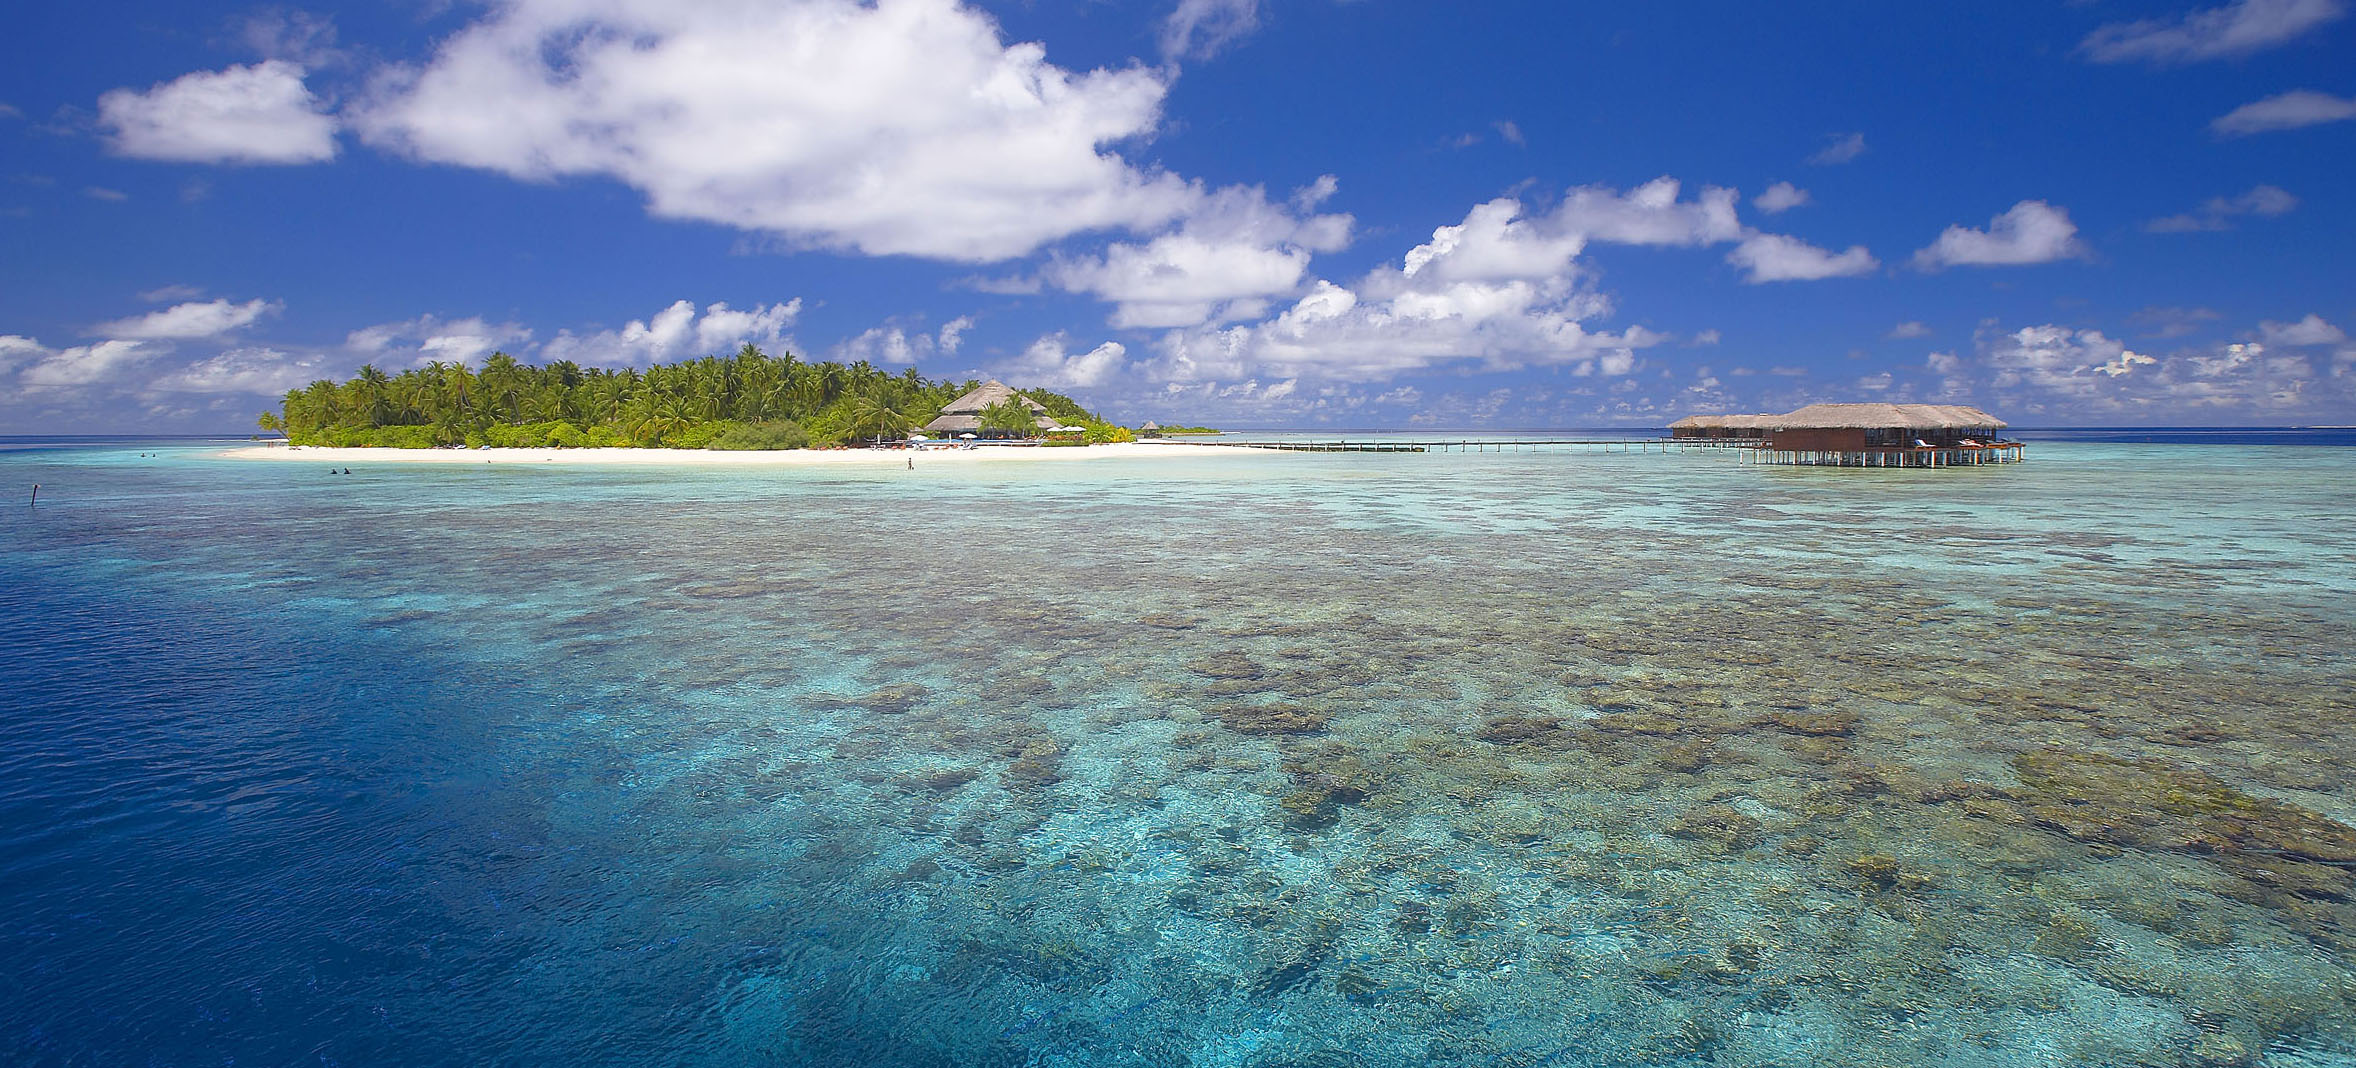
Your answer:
1669,413 -> 1774,429
1762,403 -> 2006,430
938,380 -> 1047,416
1140,420 -> 1161,430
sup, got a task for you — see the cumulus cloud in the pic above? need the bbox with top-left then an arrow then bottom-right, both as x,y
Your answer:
346,314 -> 535,367
1911,200 -> 2087,269
539,299 -> 800,367
16,339 -> 156,388
147,347 -> 332,394
1134,178 -> 1885,388
1148,185 -> 1696,385
96,298 -> 279,339
2080,0 -> 2344,65
1160,0 -> 1260,62
998,335 -> 1130,388
353,0 -> 1196,262
937,316 -> 974,355
1725,232 -> 1877,283
2259,314 -> 2346,346
97,61 -> 337,164
1753,182 -> 1809,213
1808,132 -> 1867,165
834,316 -> 976,365
2211,89 -> 2356,135
1936,320 -> 2349,419
2145,184 -> 2299,232
1046,180 -> 1351,328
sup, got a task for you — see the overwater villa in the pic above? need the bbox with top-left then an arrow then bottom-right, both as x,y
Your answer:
922,380 -> 1063,440
1678,403 -> 2023,467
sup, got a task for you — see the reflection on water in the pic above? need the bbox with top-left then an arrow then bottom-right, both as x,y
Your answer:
2,441 -> 2352,1067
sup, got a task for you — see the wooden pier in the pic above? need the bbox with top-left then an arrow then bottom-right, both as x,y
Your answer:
1747,442 -> 2024,467
1177,438 -> 1725,454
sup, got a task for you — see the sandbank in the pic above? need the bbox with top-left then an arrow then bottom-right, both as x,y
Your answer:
215,441 -> 1264,466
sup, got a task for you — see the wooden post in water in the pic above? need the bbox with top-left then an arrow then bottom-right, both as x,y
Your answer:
29,484 -> 38,505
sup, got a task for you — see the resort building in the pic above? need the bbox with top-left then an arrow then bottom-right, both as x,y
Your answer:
1676,402 -> 2024,467
922,380 -> 1061,439
1138,420 -> 1163,439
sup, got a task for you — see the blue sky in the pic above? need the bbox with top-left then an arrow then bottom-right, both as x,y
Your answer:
2,0 -> 2351,431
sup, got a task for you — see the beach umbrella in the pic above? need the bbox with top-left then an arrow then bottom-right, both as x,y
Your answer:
908,433 -> 929,441
958,433 -> 978,439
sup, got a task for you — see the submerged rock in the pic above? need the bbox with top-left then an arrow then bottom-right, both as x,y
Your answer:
1187,651 -> 1266,680
2012,749 -> 2356,901
1666,804 -> 1763,853
1217,703 -> 1332,735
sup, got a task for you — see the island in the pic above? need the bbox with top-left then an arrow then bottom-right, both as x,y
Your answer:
257,347 -> 1137,449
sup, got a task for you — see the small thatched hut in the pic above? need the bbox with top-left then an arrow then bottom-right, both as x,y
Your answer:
923,380 -> 1059,438
1668,414 -> 1772,440
1138,420 -> 1163,439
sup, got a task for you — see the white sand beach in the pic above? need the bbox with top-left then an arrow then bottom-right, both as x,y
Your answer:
217,441 -> 1262,466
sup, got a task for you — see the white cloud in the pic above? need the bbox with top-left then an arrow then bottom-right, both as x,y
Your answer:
833,319 -> 960,366
1911,200 -> 2087,269
938,316 -> 974,355
1808,132 -> 1866,165
1753,182 -> 1809,213
539,299 -> 799,367
147,347 -> 331,394
84,186 -> 129,202
1888,321 -> 1932,339
354,0 -> 1197,262
1937,320 -> 2351,419
2145,184 -> 2299,232
1725,232 -> 1877,283
999,335 -> 1129,388
2080,0 -> 2344,65
1160,0 -> 1260,62
96,298 -> 279,340
97,61 -> 337,164
2260,314 -> 2346,346
1136,179 -> 1868,387
1492,119 -> 1526,146
0,335 -> 50,374
2211,90 -> 2356,135
18,339 -> 155,388
345,314 -> 534,367
1046,181 -> 1351,328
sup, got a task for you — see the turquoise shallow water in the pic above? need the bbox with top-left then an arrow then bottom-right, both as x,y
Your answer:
2,439 -> 2353,1067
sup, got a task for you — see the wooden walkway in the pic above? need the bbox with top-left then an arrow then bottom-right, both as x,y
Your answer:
1176,438 -> 1735,454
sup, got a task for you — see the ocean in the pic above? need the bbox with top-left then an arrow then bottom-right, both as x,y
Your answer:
2,435 -> 2352,1067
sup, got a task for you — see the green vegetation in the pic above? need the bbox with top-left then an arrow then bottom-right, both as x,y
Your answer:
263,346 -> 1105,449
978,396 -> 1042,436
1158,425 -> 1221,435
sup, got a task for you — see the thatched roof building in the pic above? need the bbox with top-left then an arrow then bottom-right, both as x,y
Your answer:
1138,420 -> 1162,438
1761,403 -> 2006,431
923,380 -> 1059,436
1674,402 -> 2021,466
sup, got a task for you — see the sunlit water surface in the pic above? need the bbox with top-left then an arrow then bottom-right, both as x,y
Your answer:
2,438 -> 2353,1067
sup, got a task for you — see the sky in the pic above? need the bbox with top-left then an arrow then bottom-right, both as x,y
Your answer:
2,0 -> 2352,431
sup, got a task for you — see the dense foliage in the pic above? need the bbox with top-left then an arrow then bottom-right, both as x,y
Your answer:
262,346 -> 1111,449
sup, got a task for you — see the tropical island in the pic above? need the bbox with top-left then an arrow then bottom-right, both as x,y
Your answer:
257,346 -> 1140,449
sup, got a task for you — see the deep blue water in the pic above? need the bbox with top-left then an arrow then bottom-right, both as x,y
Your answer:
4,438 -> 2355,1067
